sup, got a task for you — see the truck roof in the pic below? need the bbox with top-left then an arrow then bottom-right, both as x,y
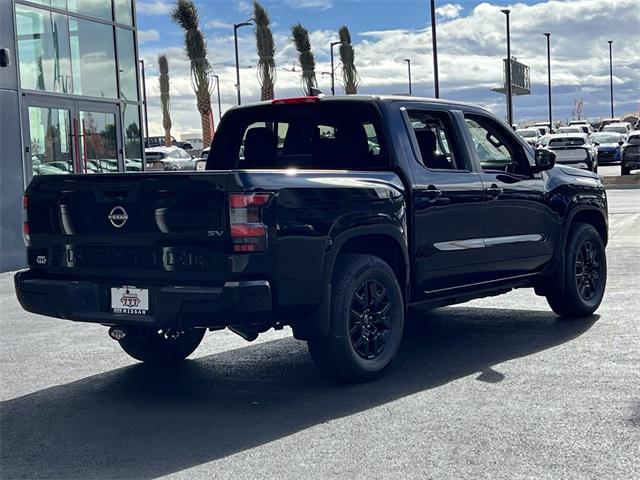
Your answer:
230,94 -> 491,114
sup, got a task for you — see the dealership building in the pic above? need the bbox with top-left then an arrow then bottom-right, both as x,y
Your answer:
1,0 -> 144,271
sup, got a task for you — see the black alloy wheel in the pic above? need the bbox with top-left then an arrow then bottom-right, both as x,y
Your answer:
349,279 -> 393,359
307,254 -> 405,382
575,238 -> 602,302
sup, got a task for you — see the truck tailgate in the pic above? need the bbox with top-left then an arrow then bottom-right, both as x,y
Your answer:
26,173 -> 232,283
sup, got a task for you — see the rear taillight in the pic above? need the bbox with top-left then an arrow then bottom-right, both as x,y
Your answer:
22,195 -> 31,247
229,193 -> 272,253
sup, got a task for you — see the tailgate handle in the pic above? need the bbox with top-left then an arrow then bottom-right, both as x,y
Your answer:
94,184 -> 140,203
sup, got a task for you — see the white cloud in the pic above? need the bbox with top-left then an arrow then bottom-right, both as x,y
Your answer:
205,19 -> 234,30
140,0 -> 640,138
285,0 -> 333,9
136,0 -> 172,15
435,3 -> 463,20
138,29 -> 160,43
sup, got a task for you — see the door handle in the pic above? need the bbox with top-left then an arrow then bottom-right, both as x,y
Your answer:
486,184 -> 503,198
425,185 -> 442,201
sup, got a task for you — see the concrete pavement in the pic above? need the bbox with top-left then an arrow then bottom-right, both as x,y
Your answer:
1,188 -> 638,479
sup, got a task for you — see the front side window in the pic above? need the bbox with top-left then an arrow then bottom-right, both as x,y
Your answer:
464,114 -> 530,175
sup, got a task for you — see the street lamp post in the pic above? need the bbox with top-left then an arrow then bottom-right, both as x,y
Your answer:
404,59 -> 412,95
501,9 -> 513,126
430,0 -> 440,98
543,33 -> 552,132
139,59 -> 149,148
330,41 -> 343,95
213,74 -> 222,122
234,21 -> 252,105
608,40 -> 614,118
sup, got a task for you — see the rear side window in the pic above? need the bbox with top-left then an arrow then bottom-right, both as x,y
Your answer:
209,103 -> 389,170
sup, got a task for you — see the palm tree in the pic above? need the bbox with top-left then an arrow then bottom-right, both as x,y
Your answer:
338,26 -> 361,94
158,54 -> 172,147
254,1 -> 276,101
171,0 -> 214,144
291,23 -> 317,96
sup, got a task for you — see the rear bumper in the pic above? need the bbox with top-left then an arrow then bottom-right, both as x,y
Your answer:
14,270 -> 272,329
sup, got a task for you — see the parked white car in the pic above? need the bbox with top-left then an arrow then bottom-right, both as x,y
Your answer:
545,133 -> 598,172
145,146 -> 196,171
516,128 -> 540,146
602,122 -> 632,135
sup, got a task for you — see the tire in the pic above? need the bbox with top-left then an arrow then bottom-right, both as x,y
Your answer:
307,254 -> 405,382
118,327 -> 205,364
545,223 -> 606,318
621,166 -> 631,176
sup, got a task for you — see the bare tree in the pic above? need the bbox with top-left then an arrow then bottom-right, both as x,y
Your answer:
171,0 -> 214,143
254,1 -> 276,101
158,54 -> 172,147
338,26 -> 361,94
291,23 -> 317,96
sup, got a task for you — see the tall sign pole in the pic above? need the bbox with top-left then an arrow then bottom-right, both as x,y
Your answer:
501,9 -> 513,126
430,0 -> 440,98
543,33 -> 552,131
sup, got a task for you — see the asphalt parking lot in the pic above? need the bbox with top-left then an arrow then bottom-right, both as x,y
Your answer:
1,188 -> 638,479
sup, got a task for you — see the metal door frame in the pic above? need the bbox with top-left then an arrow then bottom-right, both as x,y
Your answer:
21,93 -> 123,185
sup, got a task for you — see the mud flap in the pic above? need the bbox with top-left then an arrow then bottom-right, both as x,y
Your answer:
291,284 -> 331,341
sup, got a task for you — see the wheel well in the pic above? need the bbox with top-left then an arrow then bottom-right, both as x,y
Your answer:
571,209 -> 608,246
337,235 -> 407,289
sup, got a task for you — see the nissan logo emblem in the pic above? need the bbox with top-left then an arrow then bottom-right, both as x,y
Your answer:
108,206 -> 128,228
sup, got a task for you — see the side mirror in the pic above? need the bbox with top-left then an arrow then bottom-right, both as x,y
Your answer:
594,142 -> 600,146
534,148 -> 556,172
618,141 -> 624,146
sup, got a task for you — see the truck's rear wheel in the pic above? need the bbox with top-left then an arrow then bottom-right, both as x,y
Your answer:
308,254 -> 404,382
546,223 -> 606,318
118,328 -> 205,364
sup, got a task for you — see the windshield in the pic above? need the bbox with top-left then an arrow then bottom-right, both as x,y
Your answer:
516,130 -> 537,138
549,137 -> 585,147
208,102 -> 388,170
557,127 -> 580,134
591,133 -> 623,143
603,126 -> 627,134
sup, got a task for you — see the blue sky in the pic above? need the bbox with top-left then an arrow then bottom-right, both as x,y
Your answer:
134,0 -> 640,137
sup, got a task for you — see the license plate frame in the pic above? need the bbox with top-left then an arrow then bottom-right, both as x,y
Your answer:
110,286 -> 150,315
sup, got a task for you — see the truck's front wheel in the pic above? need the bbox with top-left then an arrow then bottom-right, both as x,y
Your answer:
546,223 -> 606,318
308,255 -> 404,382
118,328 -> 205,364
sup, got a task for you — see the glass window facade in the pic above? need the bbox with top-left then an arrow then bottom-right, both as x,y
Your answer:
115,0 -> 134,26
69,17 -> 117,98
14,0 -> 143,179
28,106 -> 73,176
122,102 -> 142,163
15,5 -> 73,93
117,28 -> 138,101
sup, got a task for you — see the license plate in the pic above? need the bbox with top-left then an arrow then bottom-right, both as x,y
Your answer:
111,286 -> 149,315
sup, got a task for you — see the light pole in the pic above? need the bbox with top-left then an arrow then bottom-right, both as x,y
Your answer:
501,9 -> 513,126
608,40 -> 614,118
543,33 -> 552,132
330,41 -> 343,95
234,21 -> 252,105
213,74 -> 222,122
430,0 -> 440,98
139,59 -> 149,148
404,59 -> 412,95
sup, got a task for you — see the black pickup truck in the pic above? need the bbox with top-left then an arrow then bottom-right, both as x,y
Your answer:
15,96 -> 608,382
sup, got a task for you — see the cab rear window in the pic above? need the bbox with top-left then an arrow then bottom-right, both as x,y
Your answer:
208,102 -> 388,170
